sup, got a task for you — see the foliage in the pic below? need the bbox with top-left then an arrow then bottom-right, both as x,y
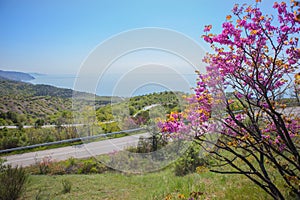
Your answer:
0,77 -> 73,98
0,78 -> 188,151
0,78 -> 115,126
0,126 -> 80,150
99,121 -> 121,133
61,179 -> 72,194
27,157 -> 109,175
174,143 -> 208,176
0,79 -> 74,125
126,135 -> 168,154
37,156 -> 53,175
0,158 -> 28,200
76,158 -> 108,174
159,1 -> 300,199
34,187 -> 50,200
96,91 -> 186,127
34,119 -> 45,128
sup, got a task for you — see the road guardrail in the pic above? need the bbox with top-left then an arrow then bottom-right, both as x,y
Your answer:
0,127 -> 146,154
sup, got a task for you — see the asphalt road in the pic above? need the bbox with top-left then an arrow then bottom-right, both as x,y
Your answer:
2,132 -> 149,167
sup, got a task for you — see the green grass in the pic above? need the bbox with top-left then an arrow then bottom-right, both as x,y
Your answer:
22,168 -> 272,200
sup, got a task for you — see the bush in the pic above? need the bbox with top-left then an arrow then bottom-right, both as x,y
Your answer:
174,144 -> 208,176
128,135 -> 168,153
0,159 -> 28,200
26,157 -> 108,175
34,187 -> 50,200
38,156 -> 52,174
77,159 -> 107,174
61,179 -> 72,194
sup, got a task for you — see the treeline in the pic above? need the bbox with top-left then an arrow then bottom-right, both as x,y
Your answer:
0,126 -> 78,150
0,110 -> 73,127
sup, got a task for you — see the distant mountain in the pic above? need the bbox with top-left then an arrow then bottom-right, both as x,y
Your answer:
0,76 -> 73,98
0,70 -> 35,81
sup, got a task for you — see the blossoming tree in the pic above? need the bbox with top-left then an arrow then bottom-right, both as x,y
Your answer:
159,1 -> 299,199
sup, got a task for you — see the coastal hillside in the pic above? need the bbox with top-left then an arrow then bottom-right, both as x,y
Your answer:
0,76 -> 74,98
0,76 -> 113,125
0,75 -> 186,126
0,70 -> 34,81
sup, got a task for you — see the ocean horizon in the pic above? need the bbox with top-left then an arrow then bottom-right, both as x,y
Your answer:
28,73 -> 198,97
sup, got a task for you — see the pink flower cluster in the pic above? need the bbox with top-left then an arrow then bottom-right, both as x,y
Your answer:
158,2 -> 299,152
202,1 -> 299,95
158,74 -> 213,137
157,112 -> 185,133
261,117 -> 299,151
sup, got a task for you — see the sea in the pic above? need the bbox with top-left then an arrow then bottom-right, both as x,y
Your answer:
28,73 -> 198,97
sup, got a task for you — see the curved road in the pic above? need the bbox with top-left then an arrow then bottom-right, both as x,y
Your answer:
2,132 -> 149,167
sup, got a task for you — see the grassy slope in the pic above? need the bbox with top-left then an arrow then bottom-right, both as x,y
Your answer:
23,169 -> 271,200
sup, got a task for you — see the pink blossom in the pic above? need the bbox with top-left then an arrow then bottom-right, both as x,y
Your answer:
204,25 -> 212,32
158,1 -> 299,156
281,25 -> 289,32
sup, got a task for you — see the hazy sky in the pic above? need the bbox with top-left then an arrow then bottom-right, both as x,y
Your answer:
0,0 -> 278,74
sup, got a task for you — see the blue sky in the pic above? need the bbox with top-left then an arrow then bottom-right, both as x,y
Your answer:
0,0 -> 278,74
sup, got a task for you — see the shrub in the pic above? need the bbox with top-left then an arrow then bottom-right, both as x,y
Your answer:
49,163 -> 65,175
128,135 -> 167,153
0,159 -> 28,200
26,157 -> 108,175
34,187 -> 50,200
38,156 -> 52,174
77,158 -> 107,174
77,159 -> 95,174
64,157 -> 77,174
174,143 -> 208,176
61,179 -> 72,194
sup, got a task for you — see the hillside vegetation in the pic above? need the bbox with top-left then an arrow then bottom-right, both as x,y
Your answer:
0,77 -> 114,125
0,75 -> 187,150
